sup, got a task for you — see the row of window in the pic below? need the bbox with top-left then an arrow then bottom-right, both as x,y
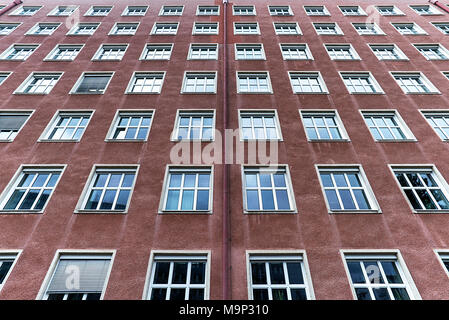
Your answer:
3,4 -> 446,18
3,41 -> 449,63
0,68 -> 445,96
3,19 -> 449,37
2,163 -> 449,215
1,249 -> 448,300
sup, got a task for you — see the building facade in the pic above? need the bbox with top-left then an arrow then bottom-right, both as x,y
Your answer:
0,0 -> 449,300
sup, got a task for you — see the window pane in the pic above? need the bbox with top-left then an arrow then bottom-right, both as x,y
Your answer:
190,262 -> 205,284
355,288 -> 371,300
380,261 -> 402,284
196,190 -> 209,210
287,262 -> 304,284
172,262 -> 188,284
373,288 -> 390,300
272,289 -> 288,300
154,262 -> 170,284
290,289 -> 307,300
347,261 -> 365,284
251,263 -> 267,284
269,263 -> 285,284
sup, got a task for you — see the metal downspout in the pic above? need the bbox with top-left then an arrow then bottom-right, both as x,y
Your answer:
429,0 -> 449,14
0,0 -> 22,16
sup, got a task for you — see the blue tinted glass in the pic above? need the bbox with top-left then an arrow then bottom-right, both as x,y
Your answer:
339,189 -> 356,209
34,189 -> 51,210
107,174 -> 122,188
259,174 -> 272,187
287,263 -> 303,284
32,174 -> 49,187
325,190 -> 340,210
320,174 -> 333,187
245,174 -> 258,187
18,189 -> 39,209
198,174 -> 210,187
115,190 -> 130,210
121,174 -> 135,188
181,190 -> 194,210
4,190 -> 25,210
275,190 -> 290,210
353,189 -> 370,209
85,189 -> 102,209
355,288 -> 371,300
165,190 -> 179,210
99,190 -> 116,209
334,174 -> 347,187
183,174 -> 196,187
246,190 -> 259,210
261,190 -> 275,210
196,190 -> 209,210
273,174 -> 286,187
169,174 -> 182,187
347,261 -> 365,284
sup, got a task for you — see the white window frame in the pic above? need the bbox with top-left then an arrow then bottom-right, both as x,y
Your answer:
125,72 -> 165,94
340,72 -> 384,94
108,22 -> 139,36
410,5 -> 443,16
304,5 -> 330,16
37,250 -> 116,300
151,22 -> 179,35
47,5 -> 79,16
70,72 -> 114,95
192,22 -> 219,35
352,23 -> 385,36
122,6 -> 148,16
0,72 -> 12,86
238,110 -> 283,141
325,44 -> 360,60
143,250 -> 211,300
235,43 -> 265,60
84,5 -> 113,17
390,71 -> 440,94
246,250 -> 315,300
316,164 -> 381,214
369,44 -> 409,61
274,22 -> 302,35
14,72 -> 63,95
268,6 -> 293,16
313,23 -> 344,35
0,110 -> 34,142
75,165 -> 139,214
280,44 -> 313,60
414,44 -> 449,60
431,22 -> 449,35
188,44 -> 218,60
0,250 -> 21,292
25,22 -> 61,36
392,23 -> 427,35
196,5 -> 220,16
67,23 -> 100,36
159,165 -> 214,214
376,6 -> 405,16
299,109 -> 350,142
360,110 -> 416,142
140,43 -> 173,61
234,22 -> 260,35
0,22 -> 22,36
171,109 -> 216,142
289,71 -> 329,94
9,6 -> 42,16
159,5 -> 184,16
434,250 -> 449,278
44,44 -> 84,61
420,109 -> 449,141
339,6 -> 367,16
237,72 -> 273,94
92,44 -> 128,61
241,165 -> 297,214
233,5 -> 256,16
0,164 -> 66,213
105,109 -> 154,142
181,71 -> 217,94
38,110 -> 94,142
0,44 -> 39,61
341,249 -> 421,300
389,164 -> 449,213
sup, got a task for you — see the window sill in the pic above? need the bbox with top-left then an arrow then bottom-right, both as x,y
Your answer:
38,139 -> 80,143
104,139 -> 147,142
329,210 -> 381,214
374,139 -> 417,143
413,209 -> 449,214
244,210 -> 297,215
0,210 -> 43,214
75,210 -> 128,214
308,139 -> 350,142
159,210 -> 212,215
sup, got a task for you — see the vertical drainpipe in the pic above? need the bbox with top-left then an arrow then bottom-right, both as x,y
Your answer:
222,0 -> 231,300
429,0 -> 449,14
0,0 -> 23,16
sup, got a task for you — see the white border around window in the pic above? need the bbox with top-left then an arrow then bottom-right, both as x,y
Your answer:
299,109 -> 350,142
70,71 -> 114,95
0,250 -> 22,292
105,109 -> 155,142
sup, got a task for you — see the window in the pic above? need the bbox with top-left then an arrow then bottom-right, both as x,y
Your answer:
280,44 -> 313,60
48,5 -> 78,16
122,6 -> 148,16
68,23 -> 100,36
239,110 -> 282,141
0,23 -> 21,35
85,6 -> 112,16
235,44 -> 265,60
376,6 -> 404,16
444,72 -> 449,81
414,44 -> 449,60
436,252 -> 449,276
109,23 -> 139,35
182,72 -> 216,94
234,22 -> 260,35
340,72 -> 384,94
146,253 -> 209,300
325,44 -> 360,60
107,110 -> 153,141
141,44 -> 173,60
432,22 -> 449,35
0,72 -> 11,86
160,6 -> 183,16
300,110 -> 349,141
161,167 -> 213,212
274,23 -> 301,35
392,23 -> 427,35
343,252 -> 418,300
339,6 -> 366,16
15,72 -> 62,95
26,23 -> 60,36
391,72 -> 439,94
304,6 -> 330,16
237,72 -> 272,94
248,253 -> 313,300
71,72 -> 113,94
151,23 -> 179,35
392,166 -> 449,212
189,44 -> 218,60
0,252 -> 19,292
193,22 -> 219,35
0,166 -> 64,212
361,110 -> 415,141
197,6 -> 219,16
353,23 -> 385,35
243,166 -> 295,213
39,111 -> 93,142
45,44 -> 83,61
233,6 -> 256,16
172,110 -> 215,141
289,72 -> 328,94
10,6 -> 41,16
317,166 -> 379,212
126,72 -> 165,94
410,5 -> 442,15
78,166 -> 137,212
421,110 -> 449,141
93,44 -> 128,61
313,23 -> 343,35
269,6 -> 293,16
0,111 -> 32,142
41,252 -> 113,300
0,44 -> 39,60
369,44 -> 408,60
